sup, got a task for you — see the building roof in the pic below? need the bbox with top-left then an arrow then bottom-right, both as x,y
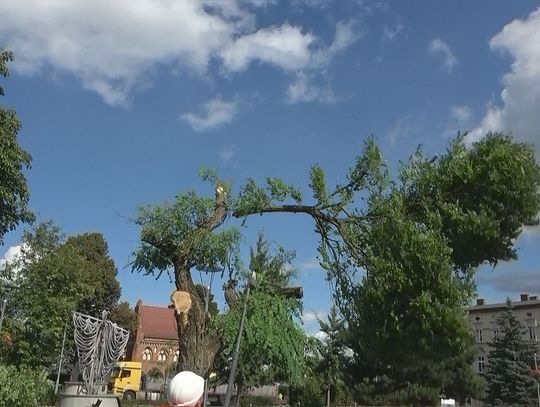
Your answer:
139,304 -> 178,340
468,298 -> 540,313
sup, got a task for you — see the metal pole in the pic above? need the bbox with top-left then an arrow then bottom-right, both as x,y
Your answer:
0,297 -> 7,332
534,352 -> 540,406
223,276 -> 254,407
55,322 -> 69,394
203,285 -> 210,407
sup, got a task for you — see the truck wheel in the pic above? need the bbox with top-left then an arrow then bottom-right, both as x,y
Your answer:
123,390 -> 136,401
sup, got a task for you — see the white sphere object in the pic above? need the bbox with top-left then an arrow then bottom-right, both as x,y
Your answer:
167,371 -> 204,407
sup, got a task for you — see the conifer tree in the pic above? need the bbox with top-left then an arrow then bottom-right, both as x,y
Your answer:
484,299 -> 537,407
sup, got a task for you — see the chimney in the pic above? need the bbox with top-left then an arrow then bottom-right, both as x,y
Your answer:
476,298 -> 485,306
521,293 -> 529,302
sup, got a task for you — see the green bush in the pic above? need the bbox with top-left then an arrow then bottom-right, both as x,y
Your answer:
0,364 -> 52,407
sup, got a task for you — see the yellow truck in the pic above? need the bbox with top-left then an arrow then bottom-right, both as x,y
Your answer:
108,361 -> 142,400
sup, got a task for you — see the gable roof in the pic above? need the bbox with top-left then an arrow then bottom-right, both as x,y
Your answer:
139,304 -> 178,340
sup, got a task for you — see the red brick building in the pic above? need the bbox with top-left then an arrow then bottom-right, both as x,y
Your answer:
127,299 -> 179,376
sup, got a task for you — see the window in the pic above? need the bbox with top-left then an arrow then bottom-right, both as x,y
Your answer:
529,326 -> 537,341
158,350 -> 167,362
120,370 -> 131,378
173,350 -> 179,362
478,356 -> 485,373
142,348 -> 152,361
475,329 -> 483,342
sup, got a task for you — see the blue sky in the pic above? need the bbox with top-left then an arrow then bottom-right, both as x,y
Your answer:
1,0 -> 539,333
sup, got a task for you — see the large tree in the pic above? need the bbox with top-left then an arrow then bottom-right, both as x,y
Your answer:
65,232 -> 121,317
315,306 -> 352,407
0,222 -> 123,369
484,300 -> 537,407
131,177 -> 240,377
0,50 -> 34,244
132,133 -> 539,399
232,134 -> 539,404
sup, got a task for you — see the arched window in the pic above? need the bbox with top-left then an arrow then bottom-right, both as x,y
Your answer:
158,350 -> 167,362
142,348 -> 152,361
173,350 -> 179,362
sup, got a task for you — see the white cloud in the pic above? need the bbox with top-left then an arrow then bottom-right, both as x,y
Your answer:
221,24 -> 315,72
181,97 -> 238,132
429,38 -> 457,73
303,310 -> 326,323
0,1 -> 352,106
382,22 -> 404,42
0,245 -> 24,268
467,7 -> 540,157
297,257 -> 322,272
0,0 -> 237,106
314,330 -> 329,342
450,105 -> 472,124
386,114 -> 425,147
219,147 -> 236,163
242,0 -> 277,8
313,20 -> 362,67
441,105 -> 472,139
286,72 -> 338,104
0,244 -> 25,281
286,21 -> 360,104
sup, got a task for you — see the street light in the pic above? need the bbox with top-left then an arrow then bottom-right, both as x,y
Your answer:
0,277 -> 16,331
0,296 -> 7,331
223,271 -> 256,407
535,353 -> 540,407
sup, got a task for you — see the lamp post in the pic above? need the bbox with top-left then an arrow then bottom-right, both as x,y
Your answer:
535,353 -> 540,407
223,271 -> 256,407
0,296 -> 7,331
199,266 -> 219,407
0,277 -> 16,332
55,321 -> 69,394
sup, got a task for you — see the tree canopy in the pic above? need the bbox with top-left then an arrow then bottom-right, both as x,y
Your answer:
132,132 -> 540,403
132,181 -> 240,376
0,50 -> 33,244
0,222 -> 122,369
232,133 -> 539,404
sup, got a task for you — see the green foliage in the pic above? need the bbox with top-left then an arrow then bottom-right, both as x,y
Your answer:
65,232 -> 121,317
132,190 -> 240,278
235,178 -> 302,218
484,300 -> 537,407
0,50 -> 34,243
0,364 -> 52,407
0,221 -> 122,369
314,307 -> 352,407
290,374 -> 325,407
216,235 -> 306,395
148,366 -> 164,380
402,133 -> 540,276
232,134 -> 539,405
109,301 -> 139,333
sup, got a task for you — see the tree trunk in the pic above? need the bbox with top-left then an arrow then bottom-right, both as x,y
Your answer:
174,260 -> 220,377
173,186 -> 228,377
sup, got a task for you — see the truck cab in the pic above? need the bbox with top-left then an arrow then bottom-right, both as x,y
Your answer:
108,361 -> 142,400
